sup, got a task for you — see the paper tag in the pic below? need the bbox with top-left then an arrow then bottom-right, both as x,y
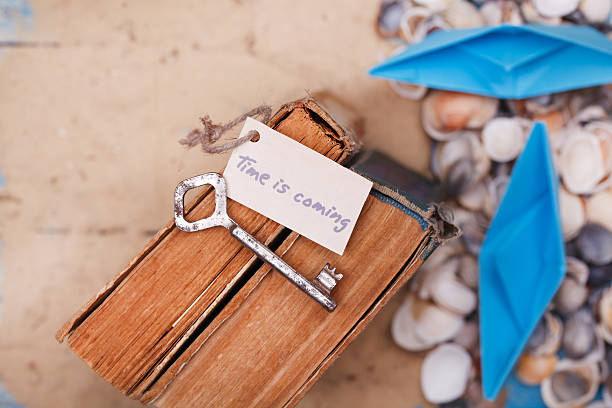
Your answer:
223,117 -> 372,255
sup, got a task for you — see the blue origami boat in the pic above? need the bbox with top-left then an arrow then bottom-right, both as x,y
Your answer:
369,24 -> 612,99
479,123 -> 566,400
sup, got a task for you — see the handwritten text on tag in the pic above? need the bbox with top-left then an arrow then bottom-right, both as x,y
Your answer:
223,118 -> 372,255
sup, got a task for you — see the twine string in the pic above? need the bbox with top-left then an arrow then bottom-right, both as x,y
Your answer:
180,105 -> 272,154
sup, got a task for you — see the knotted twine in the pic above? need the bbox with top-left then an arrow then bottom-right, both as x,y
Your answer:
180,105 -> 272,154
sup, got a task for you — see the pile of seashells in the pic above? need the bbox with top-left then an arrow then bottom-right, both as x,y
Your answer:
376,1 -> 612,407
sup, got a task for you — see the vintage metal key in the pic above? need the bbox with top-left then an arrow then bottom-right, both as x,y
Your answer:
174,173 -> 342,312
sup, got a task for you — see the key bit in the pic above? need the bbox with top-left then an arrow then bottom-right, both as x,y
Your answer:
312,264 -> 342,296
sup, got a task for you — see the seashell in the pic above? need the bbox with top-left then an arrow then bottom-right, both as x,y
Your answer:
458,253 -> 479,290
516,353 -> 558,385
567,256 -> 590,285
533,0 -> 580,17
428,262 -> 477,316
413,0 -> 451,13
376,0 -> 407,38
421,343 -> 472,404
559,187 -> 586,242
483,175 -> 509,219
570,105 -> 608,126
576,223 -> 612,266
481,117 -> 530,163
521,1 -> 563,24
526,313 -> 563,356
458,181 -> 487,212
480,1 -> 523,25
442,0 -> 485,28
391,295 -> 435,351
419,256 -> 460,299
541,360 -> 600,408
399,6 -> 432,43
453,318 -> 479,352
435,133 -> 491,195
412,296 -> 466,344
562,309 -> 596,359
588,263 -> 612,288
597,287 -> 612,344
554,276 -> 589,315
388,80 -> 428,100
579,0 -> 612,22
525,93 -> 570,116
586,189 -> 612,232
560,130 -> 611,195
422,90 -> 498,141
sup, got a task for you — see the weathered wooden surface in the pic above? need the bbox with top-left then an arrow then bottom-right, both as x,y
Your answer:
0,1 -> 430,407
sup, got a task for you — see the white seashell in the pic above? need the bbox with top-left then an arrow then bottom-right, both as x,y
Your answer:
414,0 -> 451,13
391,295 -> 436,351
422,90 -> 498,141
421,343 -> 472,404
480,1 -> 523,25
566,257 -> 590,285
388,80 -> 428,100
421,238 -> 464,273
428,263 -> 477,316
559,187 -> 586,242
419,256 -> 460,299
560,130 -> 610,195
443,0 -> 485,28
516,353 -> 558,385
399,6 -> 432,43
413,296 -> 466,344
586,189 -> 612,231
541,360 -> 600,408
458,253 -> 479,290
565,256 -> 589,285
533,0 -> 580,17
521,1 -> 563,24
482,117 -> 529,163
579,0 -> 612,22
458,181 -> 488,212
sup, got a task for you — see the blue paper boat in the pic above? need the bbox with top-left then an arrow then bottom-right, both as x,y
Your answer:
369,24 -> 612,99
479,123 -> 566,399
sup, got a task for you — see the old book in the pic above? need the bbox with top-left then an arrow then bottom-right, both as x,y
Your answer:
57,98 -> 456,407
